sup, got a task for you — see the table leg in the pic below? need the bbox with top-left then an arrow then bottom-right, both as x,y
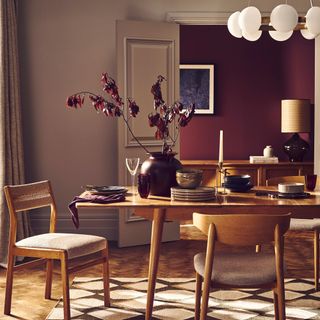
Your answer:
145,208 -> 166,320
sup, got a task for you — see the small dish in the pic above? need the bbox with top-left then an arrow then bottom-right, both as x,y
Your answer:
277,192 -> 310,199
85,185 -> 128,195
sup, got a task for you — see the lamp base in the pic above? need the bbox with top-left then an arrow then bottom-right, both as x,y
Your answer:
283,133 -> 309,162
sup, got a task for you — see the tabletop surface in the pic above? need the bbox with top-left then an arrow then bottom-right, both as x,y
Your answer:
76,187 -> 320,209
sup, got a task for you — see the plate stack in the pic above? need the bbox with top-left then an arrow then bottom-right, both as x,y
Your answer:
223,175 -> 253,192
171,187 -> 216,202
85,185 -> 128,196
277,183 -> 309,198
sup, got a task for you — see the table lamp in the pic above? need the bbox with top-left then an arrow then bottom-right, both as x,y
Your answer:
281,99 -> 311,162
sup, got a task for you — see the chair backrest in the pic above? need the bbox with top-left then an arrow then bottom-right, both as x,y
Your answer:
193,212 -> 291,246
266,175 -> 305,186
4,180 -> 58,239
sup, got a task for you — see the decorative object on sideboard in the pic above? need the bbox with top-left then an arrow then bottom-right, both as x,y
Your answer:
180,64 -> 214,115
228,2 -> 320,42
281,99 -> 311,162
263,145 -> 274,157
66,73 -> 195,196
249,156 -> 279,164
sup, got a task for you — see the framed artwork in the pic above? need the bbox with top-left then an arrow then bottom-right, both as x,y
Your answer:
179,64 -> 214,115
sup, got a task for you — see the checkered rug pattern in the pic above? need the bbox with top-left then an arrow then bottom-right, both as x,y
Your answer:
46,277 -> 320,319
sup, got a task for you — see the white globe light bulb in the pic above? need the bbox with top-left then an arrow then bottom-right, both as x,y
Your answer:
239,6 -> 261,34
301,28 -> 317,40
269,30 -> 293,41
242,30 -> 262,41
306,6 -> 320,35
227,11 -> 242,38
270,4 -> 298,32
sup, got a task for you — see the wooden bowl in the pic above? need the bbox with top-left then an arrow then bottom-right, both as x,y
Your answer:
176,169 -> 203,189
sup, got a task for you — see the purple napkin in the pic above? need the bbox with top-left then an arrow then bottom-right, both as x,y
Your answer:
68,193 -> 126,228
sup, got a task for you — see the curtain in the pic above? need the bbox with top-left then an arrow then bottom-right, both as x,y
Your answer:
0,0 -> 31,267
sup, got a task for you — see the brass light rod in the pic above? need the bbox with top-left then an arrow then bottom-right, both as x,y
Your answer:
260,16 -> 306,31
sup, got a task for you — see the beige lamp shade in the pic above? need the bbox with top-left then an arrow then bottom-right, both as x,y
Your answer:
281,99 -> 311,133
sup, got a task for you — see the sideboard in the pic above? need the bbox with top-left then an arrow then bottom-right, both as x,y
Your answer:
181,160 -> 314,187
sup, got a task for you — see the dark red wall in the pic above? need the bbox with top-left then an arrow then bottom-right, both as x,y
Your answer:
180,25 -> 314,161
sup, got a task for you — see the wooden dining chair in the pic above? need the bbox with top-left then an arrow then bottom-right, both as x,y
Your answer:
3,180 -> 110,320
193,212 -> 291,320
267,175 -> 320,290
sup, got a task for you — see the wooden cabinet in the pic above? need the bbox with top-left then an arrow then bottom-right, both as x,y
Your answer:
181,160 -> 314,187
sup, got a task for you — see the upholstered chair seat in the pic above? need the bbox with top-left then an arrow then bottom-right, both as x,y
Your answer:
194,251 -> 277,287
290,218 -> 320,231
15,233 -> 106,259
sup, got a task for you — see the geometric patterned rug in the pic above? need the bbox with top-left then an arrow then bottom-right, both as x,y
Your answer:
46,277 -> 320,319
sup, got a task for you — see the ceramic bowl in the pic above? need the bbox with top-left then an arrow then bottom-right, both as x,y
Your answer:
176,169 -> 203,189
224,175 -> 251,185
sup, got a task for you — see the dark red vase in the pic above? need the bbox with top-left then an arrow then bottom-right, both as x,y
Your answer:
140,152 -> 182,196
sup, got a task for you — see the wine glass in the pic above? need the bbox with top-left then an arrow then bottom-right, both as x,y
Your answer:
125,157 -> 140,194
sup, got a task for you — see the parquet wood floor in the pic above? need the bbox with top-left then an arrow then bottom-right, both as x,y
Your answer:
0,226 -> 316,320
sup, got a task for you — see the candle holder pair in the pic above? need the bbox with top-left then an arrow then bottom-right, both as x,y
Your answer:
218,162 -> 228,195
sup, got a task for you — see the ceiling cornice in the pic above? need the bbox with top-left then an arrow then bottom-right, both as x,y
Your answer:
166,12 -> 229,25
166,11 -> 306,25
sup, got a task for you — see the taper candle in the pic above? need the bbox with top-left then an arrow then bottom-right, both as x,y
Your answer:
218,130 -> 223,163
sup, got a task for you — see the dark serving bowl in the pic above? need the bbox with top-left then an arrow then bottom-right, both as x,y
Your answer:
224,175 -> 251,185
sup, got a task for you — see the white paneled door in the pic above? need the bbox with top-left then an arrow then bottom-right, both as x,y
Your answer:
116,20 -> 180,247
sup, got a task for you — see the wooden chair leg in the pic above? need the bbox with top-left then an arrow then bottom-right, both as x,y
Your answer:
102,247 -> 110,307
314,230 -> 319,291
273,289 -> 279,320
195,272 -> 202,320
45,259 -> 53,299
200,275 -> 211,320
276,280 -> 286,320
4,253 -> 15,315
60,253 -> 70,320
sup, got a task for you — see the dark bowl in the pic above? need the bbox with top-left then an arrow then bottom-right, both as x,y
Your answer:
224,175 -> 251,185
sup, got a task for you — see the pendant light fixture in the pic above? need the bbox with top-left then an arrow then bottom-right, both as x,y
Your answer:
227,0 -> 320,41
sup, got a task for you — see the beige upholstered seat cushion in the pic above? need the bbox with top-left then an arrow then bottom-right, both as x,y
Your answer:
194,251 -> 277,287
15,233 -> 106,259
290,218 -> 320,231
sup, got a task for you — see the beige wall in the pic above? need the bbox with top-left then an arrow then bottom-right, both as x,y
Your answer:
18,0 -> 314,239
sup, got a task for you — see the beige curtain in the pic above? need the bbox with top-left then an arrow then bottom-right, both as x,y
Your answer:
0,0 -> 31,267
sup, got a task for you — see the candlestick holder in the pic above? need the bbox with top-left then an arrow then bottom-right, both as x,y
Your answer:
218,162 -> 228,195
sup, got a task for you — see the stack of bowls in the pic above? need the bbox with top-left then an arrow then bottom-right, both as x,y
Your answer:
278,183 -> 304,195
223,175 -> 253,192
